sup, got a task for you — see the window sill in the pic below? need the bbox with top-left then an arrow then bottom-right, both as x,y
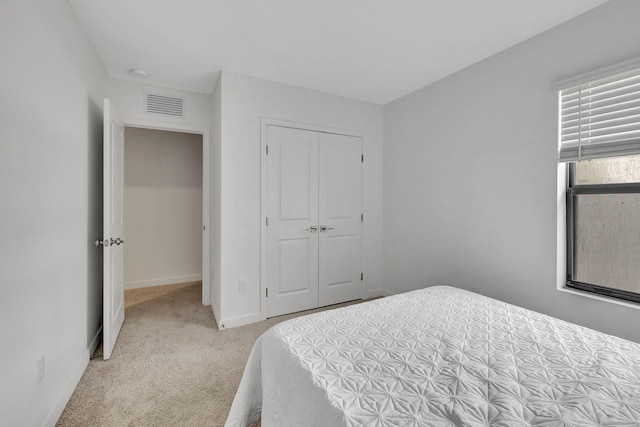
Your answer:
557,285 -> 640,311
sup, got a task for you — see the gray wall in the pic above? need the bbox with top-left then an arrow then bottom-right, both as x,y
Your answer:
383,0 -> 640,342
0,0 -> 107,424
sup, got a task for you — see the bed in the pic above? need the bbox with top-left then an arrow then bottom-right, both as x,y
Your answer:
225,286 -> 640,426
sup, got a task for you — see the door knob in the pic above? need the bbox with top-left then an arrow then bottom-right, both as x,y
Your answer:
110,237 -> 125,246
320,226 -> 335,232
95,239 -> 109,247
306,226 -> 318,233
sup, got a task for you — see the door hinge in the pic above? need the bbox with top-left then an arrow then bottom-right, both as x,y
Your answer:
361,273 -> 364,281
361,213 -> 363,222
203,225 -> 206,231
266,217 -> 269,226
266,288 -> 269,297
361,154 -> 364,163
266,145 -> 269,155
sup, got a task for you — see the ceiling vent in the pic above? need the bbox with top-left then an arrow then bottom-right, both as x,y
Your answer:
144,92 -> 184,117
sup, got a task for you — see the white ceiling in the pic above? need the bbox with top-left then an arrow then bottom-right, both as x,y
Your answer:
68,0 -> 608,105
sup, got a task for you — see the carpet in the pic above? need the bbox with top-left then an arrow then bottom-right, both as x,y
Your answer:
56,282 -> 359,426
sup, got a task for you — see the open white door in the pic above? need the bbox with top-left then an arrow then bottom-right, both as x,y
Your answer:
101,98 -> 125,360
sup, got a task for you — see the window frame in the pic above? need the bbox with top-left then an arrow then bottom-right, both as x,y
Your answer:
565,162 -> 640,304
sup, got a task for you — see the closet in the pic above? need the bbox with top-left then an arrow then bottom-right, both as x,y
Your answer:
265,125 -> 363,318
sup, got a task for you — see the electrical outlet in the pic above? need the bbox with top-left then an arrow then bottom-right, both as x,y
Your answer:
36,356 -> 45,385
238,280 -> 247,293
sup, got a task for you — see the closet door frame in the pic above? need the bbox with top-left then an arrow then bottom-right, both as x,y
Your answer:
260,118 -> 365,319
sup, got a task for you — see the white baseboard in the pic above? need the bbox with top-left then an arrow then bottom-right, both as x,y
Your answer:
125,274 -> 202,290
218,312 -> 265,330
44,327 -> 102,426
364,289 -> 393,299
43,349 -> 89,427
210,298 -> 221,328
89,326 -> 102,356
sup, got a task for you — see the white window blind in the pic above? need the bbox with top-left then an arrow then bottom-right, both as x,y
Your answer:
559,67 -> 640,163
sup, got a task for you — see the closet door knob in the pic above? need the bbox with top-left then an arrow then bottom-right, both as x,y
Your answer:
320,226 -> 334,232
306,226 -> 318,233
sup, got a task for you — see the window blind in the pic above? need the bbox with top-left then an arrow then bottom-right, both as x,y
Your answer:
559,67 -> 640,163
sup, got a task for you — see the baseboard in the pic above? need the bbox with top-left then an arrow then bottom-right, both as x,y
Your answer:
364,289 -> 393,299
89,326 -> 102,356
125,274 -> 202,290
43,327 -> 102,426
210,298 -> 221,329
218,312 -> 265,330
43,349 -> 89,427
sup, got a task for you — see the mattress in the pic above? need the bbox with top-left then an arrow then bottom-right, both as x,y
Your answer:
225,286 -> 640,426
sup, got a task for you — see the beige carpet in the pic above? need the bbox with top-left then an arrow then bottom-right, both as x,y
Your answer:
56,282 -> 360,426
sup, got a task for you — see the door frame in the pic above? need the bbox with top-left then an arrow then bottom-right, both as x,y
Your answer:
260,117 -> 364,319
124,118 -> 212,305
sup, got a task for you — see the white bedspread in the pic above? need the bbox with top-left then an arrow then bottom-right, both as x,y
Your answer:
225,286 -> 640,426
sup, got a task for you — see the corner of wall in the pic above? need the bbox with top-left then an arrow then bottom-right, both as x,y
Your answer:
211,70 -> 223,324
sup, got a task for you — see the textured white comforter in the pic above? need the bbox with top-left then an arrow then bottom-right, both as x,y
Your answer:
226,286 -> 640,426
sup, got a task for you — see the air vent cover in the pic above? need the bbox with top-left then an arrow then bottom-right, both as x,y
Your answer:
144,93 -> 184,117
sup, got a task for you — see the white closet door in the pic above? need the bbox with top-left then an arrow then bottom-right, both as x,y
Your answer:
266,126 -> 319,318
318,133 -> 363,306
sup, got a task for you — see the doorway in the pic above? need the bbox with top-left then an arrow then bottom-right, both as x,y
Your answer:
123,126 -> 206,302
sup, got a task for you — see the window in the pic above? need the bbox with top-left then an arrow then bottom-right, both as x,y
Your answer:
566,157 -> 640,303
559,62 -> 640,304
